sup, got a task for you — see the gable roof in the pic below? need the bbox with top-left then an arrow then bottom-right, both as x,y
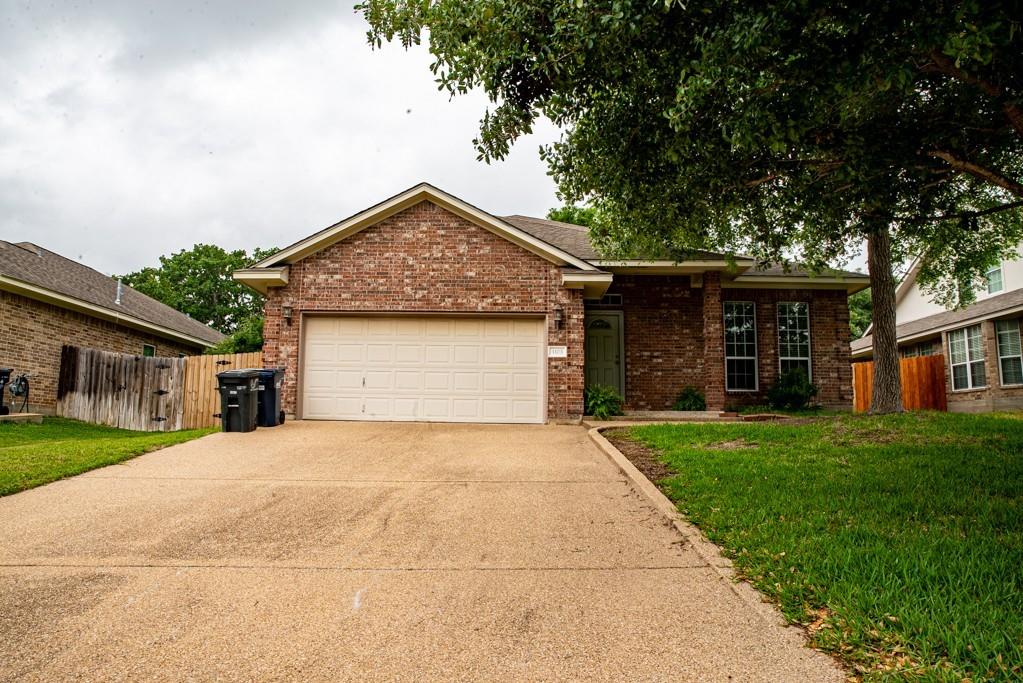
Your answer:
0,241 -> 224,347
850,286 -> 1023,357
255,183 -> 597,272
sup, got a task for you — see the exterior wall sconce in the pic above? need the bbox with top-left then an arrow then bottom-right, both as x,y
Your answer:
553,307 -> 564,330
282,304 -> 294,326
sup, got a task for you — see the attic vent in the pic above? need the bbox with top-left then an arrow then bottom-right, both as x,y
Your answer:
584,293 -> 623,306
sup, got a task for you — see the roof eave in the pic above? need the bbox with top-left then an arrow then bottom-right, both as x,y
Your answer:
725,275 -> 870,294
232,267 -> 289,295
561,271 -> 613,298
589,259 -> 756,275
0,275 -> 220,348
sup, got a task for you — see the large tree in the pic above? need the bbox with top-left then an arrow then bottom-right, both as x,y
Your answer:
360,0 -> 1023,413
121,244 -> 277,336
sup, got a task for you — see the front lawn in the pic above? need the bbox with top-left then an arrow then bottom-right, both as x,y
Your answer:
616,412 -> 1023,682
0,417 -> 215,496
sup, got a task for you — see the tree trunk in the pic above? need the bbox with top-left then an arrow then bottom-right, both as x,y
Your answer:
867,224 -> 904,414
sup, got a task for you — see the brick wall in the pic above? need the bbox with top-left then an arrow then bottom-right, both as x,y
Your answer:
584,280 -> 853,410
262,200 -> 585,420
0,290 -> 202,413
944,318 -> 1023,412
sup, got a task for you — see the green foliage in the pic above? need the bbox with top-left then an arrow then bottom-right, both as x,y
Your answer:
628,412 -> 1023,680
0,418 -> 214,496
671,386 -> 706,411
848,289 -> 872,339
546,205 -> 597,227
359,0 -> 1023,296
206,315 -> 265,354
584,384 -> 624,419
767,368 -> 819,410
120,245 -> 278,334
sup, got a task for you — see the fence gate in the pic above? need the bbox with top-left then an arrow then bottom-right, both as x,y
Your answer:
57,346 -> 186,431
852,354 -> 947,412
182,351 -> 263,429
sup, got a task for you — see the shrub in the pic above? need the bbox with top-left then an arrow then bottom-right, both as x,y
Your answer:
584,385 -> 624,419
767,368 -> 819,410
672,386 -> 706,411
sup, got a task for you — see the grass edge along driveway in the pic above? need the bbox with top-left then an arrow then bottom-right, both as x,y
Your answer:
618,412 -> 1023,682
0,417 -> 215,496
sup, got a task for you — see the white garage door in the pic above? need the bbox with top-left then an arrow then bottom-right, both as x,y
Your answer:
302,316 -> 545,423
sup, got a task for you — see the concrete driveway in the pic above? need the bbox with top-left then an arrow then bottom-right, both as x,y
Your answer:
0,422 -> 841,682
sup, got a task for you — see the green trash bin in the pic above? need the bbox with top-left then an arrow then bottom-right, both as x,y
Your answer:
216,369 -> 260,433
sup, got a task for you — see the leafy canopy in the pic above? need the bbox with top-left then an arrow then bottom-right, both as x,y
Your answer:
360,0 -> 1023,303
546,205 -> 597,227
120,244 -> 277,334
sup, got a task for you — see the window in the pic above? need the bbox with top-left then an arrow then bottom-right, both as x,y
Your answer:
948,325 -> 986,390
142,344 -> 156,357
986,265 -> 1004,294
901,339 -> 940,358
777,302 -> 811,379
996,320 -> 1023,386
723,302 -> 757,391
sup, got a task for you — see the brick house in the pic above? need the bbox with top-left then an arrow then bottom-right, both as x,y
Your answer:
235,184 -> 867,423
0,241 -> 224,414
851,248 -> 1023,412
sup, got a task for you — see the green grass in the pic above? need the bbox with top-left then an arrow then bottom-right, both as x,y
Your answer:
0,417 -> 215,496
625,412 -> 1023,681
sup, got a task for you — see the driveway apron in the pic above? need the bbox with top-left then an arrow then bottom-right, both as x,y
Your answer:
0,422 -> 842,682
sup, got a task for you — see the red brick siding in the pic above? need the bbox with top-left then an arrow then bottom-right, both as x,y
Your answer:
702,273 -> 726,410
585,279 -> 853,410
262,201 -> 585,420
0,290 -> 203,413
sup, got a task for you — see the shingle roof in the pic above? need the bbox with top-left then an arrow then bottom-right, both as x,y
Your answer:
501,215 -> 868,281
850,287 -> 1023,353
0,241 -> 224,346
502,215 -> 740,262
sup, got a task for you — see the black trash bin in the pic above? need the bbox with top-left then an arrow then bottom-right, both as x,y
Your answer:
216,369 -> 260,433
256,368 -> 286,427
0,369 -> 11,416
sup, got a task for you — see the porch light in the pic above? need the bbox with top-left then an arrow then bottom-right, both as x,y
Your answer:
553,307 -> 564,329
282,304 -> 294,326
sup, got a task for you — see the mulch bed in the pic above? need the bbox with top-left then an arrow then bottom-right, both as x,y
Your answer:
602,428 -> 674,482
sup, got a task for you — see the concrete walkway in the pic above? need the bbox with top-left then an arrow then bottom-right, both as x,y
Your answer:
0,422 -> 842,682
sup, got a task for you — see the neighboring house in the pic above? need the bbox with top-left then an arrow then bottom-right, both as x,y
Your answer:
0,241 -> 224,414
850,246 -> 1023,412
235,183 -> 867,423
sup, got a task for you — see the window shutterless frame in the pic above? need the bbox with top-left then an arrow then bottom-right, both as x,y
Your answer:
995,319 -> 1023,386
722,301 -> 758,392
776,302 -> 812,381
985,265 -> 1004,294
142,344 -> 156,357
947,324 -> 986,391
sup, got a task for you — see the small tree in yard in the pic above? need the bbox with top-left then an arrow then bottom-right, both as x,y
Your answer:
360,0 -> 1023,414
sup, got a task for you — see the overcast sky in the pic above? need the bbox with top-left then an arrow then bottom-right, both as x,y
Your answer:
0,1 -> 563,275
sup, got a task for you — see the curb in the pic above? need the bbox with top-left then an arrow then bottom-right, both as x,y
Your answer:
587,426 -> 787,626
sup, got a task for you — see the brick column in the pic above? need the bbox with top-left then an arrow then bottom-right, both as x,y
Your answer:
702,272 -> 725,411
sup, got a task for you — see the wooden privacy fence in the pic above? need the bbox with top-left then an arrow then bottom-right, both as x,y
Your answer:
57,346 -> 263,432
852,354 -> 947,412
182,351 -> 263,429
57,346 -> 186,431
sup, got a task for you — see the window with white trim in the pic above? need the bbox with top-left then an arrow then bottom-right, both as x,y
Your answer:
985,265 -> 1004,294
948,324 -> 986,390
996,319 -> 1023,386
777,302 -> 811,379
142,344 -> 156,358
723,302 -> 757,391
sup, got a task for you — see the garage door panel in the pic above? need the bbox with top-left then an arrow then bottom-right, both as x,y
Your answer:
302,316 -> 544,423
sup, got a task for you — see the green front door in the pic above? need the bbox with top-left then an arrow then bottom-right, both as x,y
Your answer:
584,313 -> 623,395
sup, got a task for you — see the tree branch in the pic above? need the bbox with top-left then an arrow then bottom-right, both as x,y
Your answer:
901,200 -> 1023,225
927,50 -> 1023,137
928,150 -> 1023,197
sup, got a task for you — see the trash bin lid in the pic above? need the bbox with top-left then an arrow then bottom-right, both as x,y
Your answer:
217,368 -> 261,379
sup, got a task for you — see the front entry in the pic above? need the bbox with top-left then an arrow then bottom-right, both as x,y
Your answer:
584,312 -> 624,396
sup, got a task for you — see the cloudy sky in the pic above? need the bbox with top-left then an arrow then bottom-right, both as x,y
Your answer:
0,1 -> 562,275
